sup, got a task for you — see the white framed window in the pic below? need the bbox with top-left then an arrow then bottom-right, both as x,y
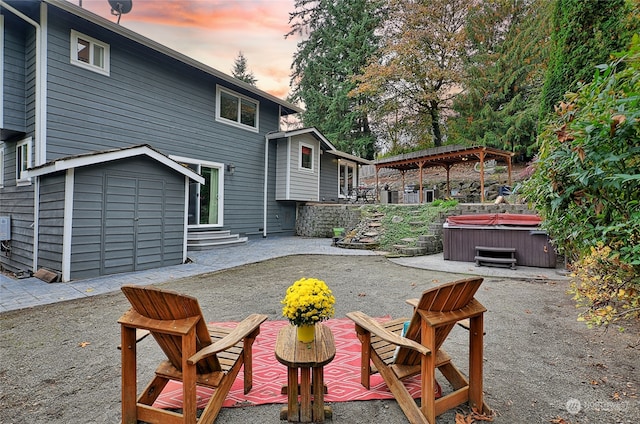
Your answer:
0,146 -> 4,188
215,86 -> 259,132
70,30 -> 110,76
299,142 -> 314,171
16,138 -> 32,185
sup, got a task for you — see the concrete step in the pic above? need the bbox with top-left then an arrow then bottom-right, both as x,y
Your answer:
187,231 -> 247,250
188,230 -> 232,240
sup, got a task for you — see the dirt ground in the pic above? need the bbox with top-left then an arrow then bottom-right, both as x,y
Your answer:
1,255 -> 638,424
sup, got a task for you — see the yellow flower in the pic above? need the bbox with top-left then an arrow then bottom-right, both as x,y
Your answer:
281,277 -> 335,326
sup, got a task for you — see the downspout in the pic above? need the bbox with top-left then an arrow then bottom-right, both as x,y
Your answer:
2,1 -> 47,273
263,135 -> 269,238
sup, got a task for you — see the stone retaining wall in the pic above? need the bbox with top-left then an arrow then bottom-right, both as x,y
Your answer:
296,204 -> 363,237
296,202 -> 536,239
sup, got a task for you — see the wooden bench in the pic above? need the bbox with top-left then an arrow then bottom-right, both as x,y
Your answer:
475,246 -> 517,270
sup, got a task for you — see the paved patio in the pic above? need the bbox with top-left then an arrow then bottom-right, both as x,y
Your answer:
0,236 -> 567,313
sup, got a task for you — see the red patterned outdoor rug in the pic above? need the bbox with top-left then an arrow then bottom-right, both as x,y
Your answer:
153,317 -> 422,409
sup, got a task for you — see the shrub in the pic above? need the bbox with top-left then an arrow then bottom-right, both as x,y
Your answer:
522,35 -> 640,327
569,244 -> 640,328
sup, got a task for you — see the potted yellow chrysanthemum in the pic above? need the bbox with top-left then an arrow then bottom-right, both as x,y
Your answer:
281,277 -> 336,342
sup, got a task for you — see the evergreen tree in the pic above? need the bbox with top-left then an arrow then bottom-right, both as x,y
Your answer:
231,51 -> 257,86
287,0 -> 383,159
540,0 -> 633,117
449,0 -> 552,159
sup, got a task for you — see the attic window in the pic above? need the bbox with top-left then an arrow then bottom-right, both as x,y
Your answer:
70,30 -> 110,76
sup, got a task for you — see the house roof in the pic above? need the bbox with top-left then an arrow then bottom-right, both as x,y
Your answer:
43,0 -> 303,116
25,144 -> 205,184
266,127 -> 373,165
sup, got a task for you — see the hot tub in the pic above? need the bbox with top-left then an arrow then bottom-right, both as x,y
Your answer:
442,213 -> 556,268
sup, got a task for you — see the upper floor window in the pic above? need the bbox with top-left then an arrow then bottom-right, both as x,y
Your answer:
216,86 -> 259,132
300,143 -> 314,171
70,30 -> 110,76
16,138 -> 31,185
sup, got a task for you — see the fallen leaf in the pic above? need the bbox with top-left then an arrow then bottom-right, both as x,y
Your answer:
550,418 -> 569,424
455,412 -> 474,424
78,341 -> 91,348
357,293 -> 366,297
472,407 -> 495,421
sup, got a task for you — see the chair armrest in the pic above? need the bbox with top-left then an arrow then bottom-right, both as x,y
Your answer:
405,298 -> 419,308
188,314 -> 268,364
347,311 -> 430,356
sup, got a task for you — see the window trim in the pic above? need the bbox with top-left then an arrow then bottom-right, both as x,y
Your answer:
16,138 -> 32,186
299,142 -> 315,171
215,85 -> 259,132
70,30 -> 110,76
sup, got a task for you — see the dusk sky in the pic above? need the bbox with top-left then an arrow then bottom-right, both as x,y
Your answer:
76,0 -> 300,98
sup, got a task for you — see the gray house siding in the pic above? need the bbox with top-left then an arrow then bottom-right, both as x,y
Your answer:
44,8 -> 284,238
36,172 -> 64,273
2,13 -> 29,135
319,153 -> 339,202
0,12 -> 38,275
0,183 -> 35,274
275,139 -> 288,200
69,156 -> 185,280
2,0 -> 309,278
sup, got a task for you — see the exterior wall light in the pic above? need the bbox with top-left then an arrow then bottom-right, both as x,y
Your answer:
227,163 -> 236,175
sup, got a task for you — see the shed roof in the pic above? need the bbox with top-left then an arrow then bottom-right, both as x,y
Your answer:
25,144 -> 205,184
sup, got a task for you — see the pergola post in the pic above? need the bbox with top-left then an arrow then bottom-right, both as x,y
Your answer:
418,162 -> 424,203
479,150 -> 485,203
375,165 -> 380,202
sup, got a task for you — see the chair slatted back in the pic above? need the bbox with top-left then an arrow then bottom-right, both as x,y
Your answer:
395,277 -> 483,365
121,285 -> 221,374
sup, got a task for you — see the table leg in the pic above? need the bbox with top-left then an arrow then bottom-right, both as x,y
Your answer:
312,366 -> 325,422
287,367 -> 299,421
300,367 -> 312,422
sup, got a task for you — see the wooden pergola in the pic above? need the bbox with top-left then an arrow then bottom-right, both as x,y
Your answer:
374,145 -> 514,203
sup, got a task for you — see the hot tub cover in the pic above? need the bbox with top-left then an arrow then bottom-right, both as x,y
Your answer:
446,213 -> 542,226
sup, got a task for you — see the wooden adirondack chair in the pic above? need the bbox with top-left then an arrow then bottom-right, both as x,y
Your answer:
346,277 -> 491,424
118,284 -> 268,424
